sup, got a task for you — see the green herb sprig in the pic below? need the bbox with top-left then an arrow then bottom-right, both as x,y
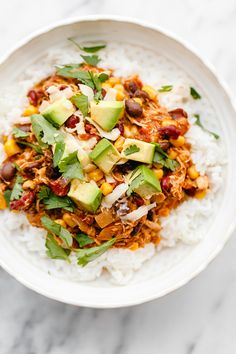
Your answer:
194,114 -> 219,139
124,145 -> 140,156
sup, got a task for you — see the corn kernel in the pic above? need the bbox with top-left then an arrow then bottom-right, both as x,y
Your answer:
84,164 -> 97,173
142,85 -> 157,100
116,90 -> 125,101
129,242 -> 139,251
168,150 -> 177,160
100,182 -> 114,196
131,125 -> 138,134
114,136 -> 125,151
0,193 -> 7,210
153,168 -> 164,179
162,119 -> 178,127
101,83 -> 111,90
113,84 -> 124,91
108,77 -> 120,86
63,213 -> 77,228
195,190 -> 207,199
124,125 -> 132,138
170,136 -> 185,147
22,105 -> 38,116
23,180 -> 36,190
133,97 -> 143,105
55,219 -> 67,228
4,139 -> 21,157
88,169 -> 104,182
187,165 -> 199,180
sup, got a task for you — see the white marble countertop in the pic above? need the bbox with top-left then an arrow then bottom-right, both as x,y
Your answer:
1,1 -> 236,353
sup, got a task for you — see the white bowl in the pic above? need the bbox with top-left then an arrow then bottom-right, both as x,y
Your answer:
1,16 -> 236,308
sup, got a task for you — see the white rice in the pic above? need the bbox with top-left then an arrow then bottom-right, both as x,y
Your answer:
0,42 -> 225,285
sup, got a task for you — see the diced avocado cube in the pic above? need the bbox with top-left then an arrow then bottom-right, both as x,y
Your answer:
89,138 -> 120,174
121,138 -> 155,164
128,165 -> 162,198
41,97 -> 76,127
68,179 -> 102,213
90,100 -> 124,131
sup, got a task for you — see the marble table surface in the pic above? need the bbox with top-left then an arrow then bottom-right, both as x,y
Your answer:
1,0 -> 236,353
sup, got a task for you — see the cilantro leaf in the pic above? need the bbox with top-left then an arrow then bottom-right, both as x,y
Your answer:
41,216 -> 73,248
68,38 -> 106,53
127,173 -> 144,197
190,87 -> 201,99
56,67 -> 108,101
53,141 -> 65,167
45,233 -> 70,261
17,141 -> 43,154
75,233 -> 94,248
3,190 -> 11,207
152,143 -> 179,171
58,151 -> 84,180
56,66 -> 92,82
37,185 -> 51,200
12,127 -> 29,138
194,114 -> 219,139
44,195 -> 75,212
158,85 -> 173,92
10,176 -> 23,201
31,114 -> 63,147
71,93 -> 89,117
76,238 -> 116,266
81,54 -> 100,66
12,162 -> 22,172
38,186 -> 75,212
98,73 -> 109,83
124,144 -> 140,156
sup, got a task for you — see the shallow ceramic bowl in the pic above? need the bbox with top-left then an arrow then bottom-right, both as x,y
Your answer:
0,16 -> 236,308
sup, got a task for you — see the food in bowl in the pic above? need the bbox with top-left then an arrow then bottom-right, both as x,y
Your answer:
0,39 -> 223,284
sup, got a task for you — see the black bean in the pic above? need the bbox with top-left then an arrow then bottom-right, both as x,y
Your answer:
128,81 -> 138,93
0,162 -> 16,181
134,89 -> 149,100
125,99 -> 143,118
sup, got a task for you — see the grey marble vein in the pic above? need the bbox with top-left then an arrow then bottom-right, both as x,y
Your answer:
1,0 -> 236,353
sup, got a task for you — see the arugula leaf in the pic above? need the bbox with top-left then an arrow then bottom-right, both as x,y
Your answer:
12,127 -> 29,138
37,185 -> 51,200
18,141 -> 43,154
71,93 -> 89,117
3,190 -> 11,207
124,144 -> 140,156
10,176 -> 23,201
75,233 -> 94,248
45,233 -> 70,261
81,54 -> 100,66
41,216 -> 73,248
76,238 -> 116,266
31,114 -> 62,147
58,151 -> 84,180
190,87 -> 201,99
152,143 -> 179,171
53,141 -> 65,167
158,85 -> 173,92
38,186 -> 75,212
194,114 -> 219,139
68,38 -> 106,53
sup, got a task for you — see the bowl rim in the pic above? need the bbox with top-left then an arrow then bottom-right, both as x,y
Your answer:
1,15 -> 236,308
